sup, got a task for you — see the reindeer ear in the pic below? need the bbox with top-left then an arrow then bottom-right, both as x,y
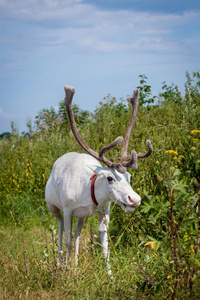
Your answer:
87,165 -> 104,175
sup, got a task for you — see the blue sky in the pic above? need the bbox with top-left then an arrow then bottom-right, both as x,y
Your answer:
0,0 -> 200,133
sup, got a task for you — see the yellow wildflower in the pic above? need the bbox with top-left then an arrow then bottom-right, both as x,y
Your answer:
144,241 -> 155,249
191,147 -> 196,151
191,130 -> 200,134
165,150 -> 178,155
167,275 -> 171,279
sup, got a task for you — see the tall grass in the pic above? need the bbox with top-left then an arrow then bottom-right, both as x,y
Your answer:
2,215 -> 198,299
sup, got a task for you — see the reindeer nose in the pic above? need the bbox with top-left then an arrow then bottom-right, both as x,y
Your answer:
128,195 -> 141,206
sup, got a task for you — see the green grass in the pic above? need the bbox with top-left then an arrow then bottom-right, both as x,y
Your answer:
0,222 -> 162,299
0,213 -> 200,300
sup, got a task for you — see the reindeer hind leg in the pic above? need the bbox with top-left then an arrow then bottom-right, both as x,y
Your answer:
47,204 -> 63,251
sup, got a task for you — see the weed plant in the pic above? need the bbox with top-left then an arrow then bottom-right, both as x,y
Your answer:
0,72 -> 200,299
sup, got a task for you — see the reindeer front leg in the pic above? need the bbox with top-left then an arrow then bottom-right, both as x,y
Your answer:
75,217 -> 85,265
63,208 -> 72,262
99,202 -> 112,276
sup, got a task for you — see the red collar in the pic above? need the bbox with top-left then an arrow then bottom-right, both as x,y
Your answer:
90,174 -> 98,206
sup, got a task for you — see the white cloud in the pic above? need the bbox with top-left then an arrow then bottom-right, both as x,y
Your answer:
18,7 -> 196,56
0,0 -> 199,73
1,0 -> 199,31
0,0 -> 89,21
39,8 -> 197,55
1,0 -> 198,28
0,107 -> 15,119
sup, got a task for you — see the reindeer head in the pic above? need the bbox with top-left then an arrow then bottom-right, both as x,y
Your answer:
64,85 -> 153,174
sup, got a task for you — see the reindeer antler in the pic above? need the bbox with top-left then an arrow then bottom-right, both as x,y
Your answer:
120,88 -> 153,170
64,86 -> 126,173
121,89 -> 139,159
64,85 -> 153,174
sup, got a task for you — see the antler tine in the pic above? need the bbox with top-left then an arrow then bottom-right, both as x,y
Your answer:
64,85 -> 125,171
99,136 -> 126,173
137,140 -> 153,158
99,136 -> 123,160
120,88 -> 153,169
122,150 -> 138,170
122,140 -> 153,163
121,88 -> 139,160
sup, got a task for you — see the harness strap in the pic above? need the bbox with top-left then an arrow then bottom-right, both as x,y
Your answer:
90,174 -> 98,206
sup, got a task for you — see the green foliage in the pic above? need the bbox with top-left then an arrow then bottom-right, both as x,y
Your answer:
25,116 -> 33,134
159,81 -> 182,104
59,100 -> 91,128
0,131 -> 11,139
0,71 -> 200,297
90,94 -> 129,154
34,101 -> 91,134
185,71 -> 200,106
137,74 -> 157,106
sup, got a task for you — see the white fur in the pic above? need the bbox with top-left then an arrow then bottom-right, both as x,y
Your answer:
45,152 -> 141,273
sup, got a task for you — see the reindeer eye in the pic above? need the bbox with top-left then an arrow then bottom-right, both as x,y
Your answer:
107,176 -> 113,182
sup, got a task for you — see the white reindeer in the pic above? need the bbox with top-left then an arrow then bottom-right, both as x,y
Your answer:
45,86 -> 153,274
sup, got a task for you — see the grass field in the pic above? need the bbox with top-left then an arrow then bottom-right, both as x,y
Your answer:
1,210 -> 200,300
